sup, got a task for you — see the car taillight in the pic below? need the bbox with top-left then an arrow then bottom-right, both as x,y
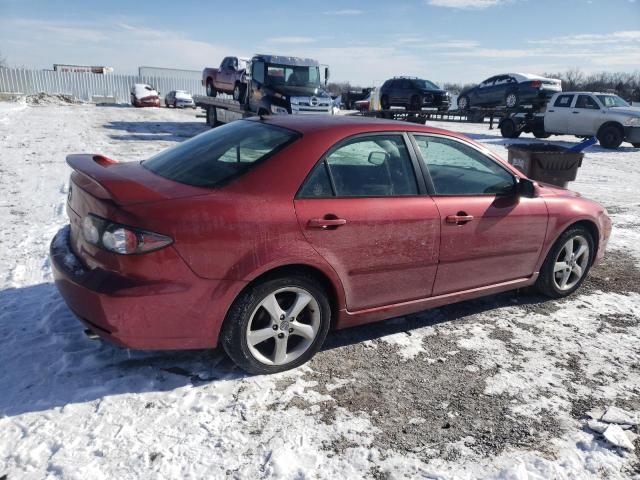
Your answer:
82,214 -> 172,255
531,80 -> 542,88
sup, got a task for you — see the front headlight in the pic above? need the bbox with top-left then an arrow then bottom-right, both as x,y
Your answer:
271,105 -> 288,115
624,117 -> 640,126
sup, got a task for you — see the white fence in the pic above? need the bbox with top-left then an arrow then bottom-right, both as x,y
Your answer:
0,68 -> 205,104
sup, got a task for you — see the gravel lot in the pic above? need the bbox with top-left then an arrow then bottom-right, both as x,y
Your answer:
0,101 -> 639,479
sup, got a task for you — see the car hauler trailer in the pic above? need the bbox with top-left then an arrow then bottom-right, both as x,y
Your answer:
195,54 -> 333,128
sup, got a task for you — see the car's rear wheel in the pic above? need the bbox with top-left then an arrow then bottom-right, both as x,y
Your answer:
457,95 -> 470,111
221,275 -> 331,374
380,95 -> 390,110
500,119 -> 521,138
505,91 -> 519,109
597,125 -> 623,149
173,100 -> 177,108
535,225 -> 594,298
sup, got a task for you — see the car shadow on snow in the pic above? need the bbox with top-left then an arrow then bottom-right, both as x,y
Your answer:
0,282 -> 550,418
104,121 -> 208,143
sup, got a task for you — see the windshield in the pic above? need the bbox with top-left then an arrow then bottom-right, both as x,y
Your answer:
143,121 -> 299,188
414,79 -> 440,90
266,64 -> 321,88
596,95 -> 630,108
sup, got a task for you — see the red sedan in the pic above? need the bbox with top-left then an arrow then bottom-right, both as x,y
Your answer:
50,116 -> 611,374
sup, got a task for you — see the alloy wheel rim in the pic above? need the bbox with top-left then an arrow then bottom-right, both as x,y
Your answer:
553,235 -> 589,291
506,94 -> 517,108
458,97 -> 467,110
246,287 -> 321,366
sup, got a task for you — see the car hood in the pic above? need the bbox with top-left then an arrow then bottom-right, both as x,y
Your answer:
606,106 -> 640,117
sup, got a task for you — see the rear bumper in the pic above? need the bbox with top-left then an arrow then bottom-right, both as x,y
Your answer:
624,126 -> 640,143
50,226 -> 244,350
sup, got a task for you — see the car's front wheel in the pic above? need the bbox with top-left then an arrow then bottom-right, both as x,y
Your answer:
206,80 -> 216,97
221,274 -> 331,374
535,225 -> 594,298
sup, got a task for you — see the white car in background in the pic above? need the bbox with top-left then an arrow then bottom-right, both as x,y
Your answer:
165,90 -> 195,108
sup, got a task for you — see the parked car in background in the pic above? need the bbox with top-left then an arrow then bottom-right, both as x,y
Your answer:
51,116 -> 610,374
500,92 -> 640,148
342,88 -> 372,109
165,90 -> 195,108
379,77 -> 450,111
202,56 -> 249,100
130,84 -> 160,108
457,73 -> 562,111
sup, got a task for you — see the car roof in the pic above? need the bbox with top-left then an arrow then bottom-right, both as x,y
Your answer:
249,114 -> 470,139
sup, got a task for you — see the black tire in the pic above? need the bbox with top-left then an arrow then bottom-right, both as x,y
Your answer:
206,107 -> 220,127
505,91 -> 519,109
409,95 -> 421,111
632,143 -> 640,148
220,274 -> 331,374
457,95 -> 470,111
533,129 -> 551,139
535,225 -> 594,299
500,119 -> 521,139
233,83 -> 244,102
597,125 -> 623,149
206,80 -> 217,97
380,95 -> 390,110
173,100 -> 177,108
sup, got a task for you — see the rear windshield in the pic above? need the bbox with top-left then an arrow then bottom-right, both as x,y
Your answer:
143,120 -> 299,187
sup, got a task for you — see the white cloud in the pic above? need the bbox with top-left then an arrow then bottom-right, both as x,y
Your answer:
265,36 -> 316,44
529,30 -> 640,45
322,9 -> 363,15
426,0 -> 508,9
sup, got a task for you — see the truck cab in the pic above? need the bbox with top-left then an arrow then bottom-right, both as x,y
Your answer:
246,54 -> 333,115
544,92 -> 640,148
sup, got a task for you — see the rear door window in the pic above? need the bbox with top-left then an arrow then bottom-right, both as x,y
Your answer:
575,95 -> 599,109
554,94 -> 575,108
298,134 -> 418,197
143,120 -> 299,187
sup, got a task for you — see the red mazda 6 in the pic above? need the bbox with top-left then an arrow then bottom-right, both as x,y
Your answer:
50,116 -> 611,374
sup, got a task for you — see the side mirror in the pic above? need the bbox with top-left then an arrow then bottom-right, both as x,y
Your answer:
517,178 -> 536,198
368,151 -> 389,166
324,67 -> 330,85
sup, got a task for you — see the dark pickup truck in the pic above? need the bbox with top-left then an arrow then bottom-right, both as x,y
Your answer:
202,56 -> 249,100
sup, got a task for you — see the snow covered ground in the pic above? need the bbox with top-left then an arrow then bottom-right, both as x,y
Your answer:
0,101 -> 639,479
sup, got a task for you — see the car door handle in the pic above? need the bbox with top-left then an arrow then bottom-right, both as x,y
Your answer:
445,214 -> 474,225
308,217 -> 347,229
572,111 -> 580,114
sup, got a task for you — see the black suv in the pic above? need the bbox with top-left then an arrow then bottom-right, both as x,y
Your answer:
379,77 -> 450,111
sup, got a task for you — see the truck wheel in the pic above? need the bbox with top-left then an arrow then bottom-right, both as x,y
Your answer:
597,125 -> 623,149
206,80 -> 217,97
500,119 -> 521,139
533,129 -> 551,139
457,95 -> 470,111
380,95 -> 390,110
233,83 -> 244,102
505,92 -> 519,109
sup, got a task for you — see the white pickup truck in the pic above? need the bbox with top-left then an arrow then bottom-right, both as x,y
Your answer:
500,92 -> 640,149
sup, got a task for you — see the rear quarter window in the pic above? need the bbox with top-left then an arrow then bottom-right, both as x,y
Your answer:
143,120 -> 299,188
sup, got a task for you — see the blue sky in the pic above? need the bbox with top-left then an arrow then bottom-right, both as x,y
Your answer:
0,0 -> 638,85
